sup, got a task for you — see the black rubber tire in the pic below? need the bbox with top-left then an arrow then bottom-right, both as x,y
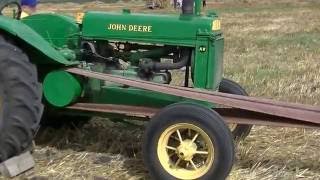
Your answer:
0,38 -> 43,162
143,103 -> 234,180
219,78 -> 253,140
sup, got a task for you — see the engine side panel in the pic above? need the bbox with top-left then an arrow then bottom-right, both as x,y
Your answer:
82,11 -> 219,46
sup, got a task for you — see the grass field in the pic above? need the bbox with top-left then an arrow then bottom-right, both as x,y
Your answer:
1,0 -> 320,179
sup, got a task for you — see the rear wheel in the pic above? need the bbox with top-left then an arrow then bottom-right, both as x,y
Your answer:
143,103 -> 234,180
0,37 -> 43,162
219,78 -> 252,140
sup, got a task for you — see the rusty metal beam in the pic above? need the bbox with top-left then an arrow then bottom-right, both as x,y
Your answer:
67,103 -> 157,117
67,103 -> 320,129
66,68 -> 320,127
214,108 -> 320,129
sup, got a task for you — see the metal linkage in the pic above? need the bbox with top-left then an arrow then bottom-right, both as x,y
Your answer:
66,68 -> 320,128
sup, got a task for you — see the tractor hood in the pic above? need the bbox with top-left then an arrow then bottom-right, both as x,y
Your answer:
81,11 -> 221,46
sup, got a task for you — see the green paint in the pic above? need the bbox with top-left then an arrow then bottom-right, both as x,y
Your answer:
194,0 -> 202,16
80,10 -> 224,91
59,48 -> 77,61
43,71 -> 82,107
212,35 -> 224,89
95,85 -> 183,107
0,15 -> 75,65
82,11 -> 221,46
0,7 -> 225,119
22,13 -> 80,50
87,84 -> 213,109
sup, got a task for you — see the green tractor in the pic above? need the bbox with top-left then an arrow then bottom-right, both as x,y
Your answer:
0,0 -> 251,179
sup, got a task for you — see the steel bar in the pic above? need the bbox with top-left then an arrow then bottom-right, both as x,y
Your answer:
67,103 -> 157,117
214,108 -> 320,129
67,103 -> 320,129
66,68 -> 320,126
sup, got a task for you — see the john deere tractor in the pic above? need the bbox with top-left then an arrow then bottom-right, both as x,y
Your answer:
0,0 -> 251,179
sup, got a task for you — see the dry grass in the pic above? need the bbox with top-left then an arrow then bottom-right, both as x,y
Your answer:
1,0 -> 320,179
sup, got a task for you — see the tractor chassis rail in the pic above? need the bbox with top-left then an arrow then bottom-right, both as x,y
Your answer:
66,68 -> 320,129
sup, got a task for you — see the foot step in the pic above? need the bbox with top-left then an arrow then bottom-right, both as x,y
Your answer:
0,151 -> 35,178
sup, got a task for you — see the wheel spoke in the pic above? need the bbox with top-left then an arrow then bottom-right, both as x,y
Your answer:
190,159 -> 198,170
166,146 -> 177,151
195,150 -> 209,155
156,122 -> 217,179
191,133 -> 199,143
170,135 -> 180,141
176,129 -> 183,143
175,158 -> 181,167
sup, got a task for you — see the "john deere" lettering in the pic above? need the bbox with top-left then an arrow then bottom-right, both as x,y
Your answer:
107,24 -> 152,32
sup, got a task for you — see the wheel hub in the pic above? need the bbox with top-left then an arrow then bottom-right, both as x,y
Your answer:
176,139 -> 197,161
157,123 -> 215,179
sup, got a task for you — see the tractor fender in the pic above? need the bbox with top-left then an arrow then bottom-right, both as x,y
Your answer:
0,15 -> 75,65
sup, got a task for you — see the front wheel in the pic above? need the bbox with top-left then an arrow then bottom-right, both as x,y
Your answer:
143,103 -> 234,180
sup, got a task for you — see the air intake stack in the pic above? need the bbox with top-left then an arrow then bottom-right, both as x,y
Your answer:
182,0 -> 201,15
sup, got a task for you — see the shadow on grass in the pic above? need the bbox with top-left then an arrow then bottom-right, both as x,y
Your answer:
35,117 -> 149,179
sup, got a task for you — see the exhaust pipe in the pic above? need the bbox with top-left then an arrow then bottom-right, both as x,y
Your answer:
182,0 -> 201,15
182,0 -> 194,14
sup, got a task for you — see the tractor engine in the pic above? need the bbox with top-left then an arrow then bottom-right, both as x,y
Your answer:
80,39 -> 178,85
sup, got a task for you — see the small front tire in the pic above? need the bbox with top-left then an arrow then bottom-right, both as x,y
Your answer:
143,103 -> 234,180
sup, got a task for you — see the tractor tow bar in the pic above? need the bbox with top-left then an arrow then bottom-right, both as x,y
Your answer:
66,68 -> 320,129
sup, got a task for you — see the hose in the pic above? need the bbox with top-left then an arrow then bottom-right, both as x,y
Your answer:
139,49 -> 191,71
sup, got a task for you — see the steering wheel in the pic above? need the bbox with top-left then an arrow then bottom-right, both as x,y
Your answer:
0,0 -> 22,20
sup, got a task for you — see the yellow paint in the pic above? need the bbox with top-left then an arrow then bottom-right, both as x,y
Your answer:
75,12 -> 85,24
157,123 -> 214,179
212,19 -> 221,31
20,11 -> 29,19
107,23 -> 152,33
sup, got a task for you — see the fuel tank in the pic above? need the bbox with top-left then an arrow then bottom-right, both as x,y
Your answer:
81,10 -> 221,46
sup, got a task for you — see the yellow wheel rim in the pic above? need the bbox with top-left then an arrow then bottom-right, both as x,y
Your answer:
157,123 -> 214,180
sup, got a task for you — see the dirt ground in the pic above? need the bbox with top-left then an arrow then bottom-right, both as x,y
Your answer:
1,0 -> 320,179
